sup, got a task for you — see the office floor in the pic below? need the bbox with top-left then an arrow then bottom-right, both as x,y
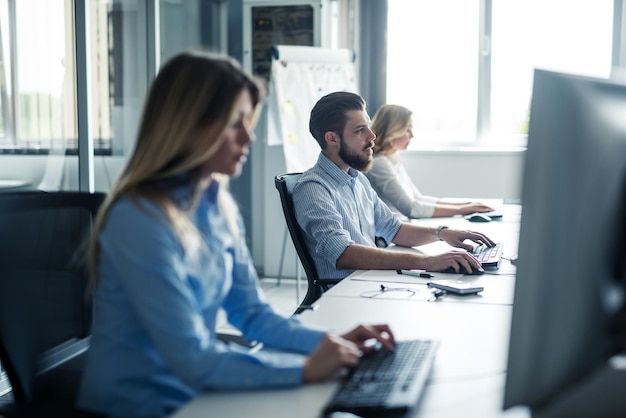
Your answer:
258,276 -> 307,315
216,277 -> 306,334
0,277 -> 305,408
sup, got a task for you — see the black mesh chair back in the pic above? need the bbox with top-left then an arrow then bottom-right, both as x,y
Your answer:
274,174 -> 339,313
0,191 -> 106,417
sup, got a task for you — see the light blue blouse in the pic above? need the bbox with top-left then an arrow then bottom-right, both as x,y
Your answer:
366,154 -> 439,219
293,153 -> 403,280
78,181 -> 325,418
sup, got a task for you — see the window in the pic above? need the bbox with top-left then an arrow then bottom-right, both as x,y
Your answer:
490,0 -> 612,141
0,0 -> 114,155
0,0 -> 77,153
387,0 -> 615,147
387,0 -> 479,144
0,0 -> 156,194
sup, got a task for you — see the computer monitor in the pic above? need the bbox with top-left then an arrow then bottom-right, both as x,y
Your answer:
503,69 -> 626,417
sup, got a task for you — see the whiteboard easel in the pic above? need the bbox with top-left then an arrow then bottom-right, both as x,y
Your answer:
268,45 -> 358,172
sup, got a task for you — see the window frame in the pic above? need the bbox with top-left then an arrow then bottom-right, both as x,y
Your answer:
387,0 -> 626,149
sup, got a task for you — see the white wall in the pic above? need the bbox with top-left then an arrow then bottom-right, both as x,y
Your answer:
256,145 -> 525,279
401,148 -> 525,200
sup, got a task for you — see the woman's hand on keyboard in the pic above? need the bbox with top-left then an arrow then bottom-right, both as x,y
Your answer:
302,324 -> 395,383
455,202 -> 495,215
303,334 -> 361,383
341,324 -> 395,353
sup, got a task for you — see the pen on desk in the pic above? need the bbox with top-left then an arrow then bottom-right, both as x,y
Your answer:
397,269 -> 435,279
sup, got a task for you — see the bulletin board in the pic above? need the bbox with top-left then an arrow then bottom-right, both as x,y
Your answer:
268,45 -> 357,172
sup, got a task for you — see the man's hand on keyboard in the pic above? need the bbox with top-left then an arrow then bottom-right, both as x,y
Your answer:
421,250 -> 483,274
437,228 -> 495,251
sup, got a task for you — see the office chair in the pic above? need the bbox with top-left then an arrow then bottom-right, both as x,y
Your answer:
0,191 -> 106,418
274,173 -> 340,314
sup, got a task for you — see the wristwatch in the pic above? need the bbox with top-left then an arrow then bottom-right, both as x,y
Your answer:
435,225 -> 449,241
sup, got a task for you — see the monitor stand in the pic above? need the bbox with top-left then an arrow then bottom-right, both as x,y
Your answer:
533,356 -> 626,418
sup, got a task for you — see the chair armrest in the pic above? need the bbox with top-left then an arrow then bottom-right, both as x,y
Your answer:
316,278 -> 341,292
216,332 -> 258,349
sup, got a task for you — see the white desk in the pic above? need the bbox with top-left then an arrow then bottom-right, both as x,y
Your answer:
331,269 -> 516,306
410,200 -> 522,248
174,292 -> 528,418
172,204 -> 529,418
170,376 -> 527,418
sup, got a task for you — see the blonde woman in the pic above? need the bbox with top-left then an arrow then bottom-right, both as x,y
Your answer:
77,52 -> 394,418
366,104 -> 493,219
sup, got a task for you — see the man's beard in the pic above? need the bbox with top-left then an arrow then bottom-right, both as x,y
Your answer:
338,135 -> 373,172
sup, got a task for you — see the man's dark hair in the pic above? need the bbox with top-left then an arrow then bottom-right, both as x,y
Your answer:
309,92 -> 366,149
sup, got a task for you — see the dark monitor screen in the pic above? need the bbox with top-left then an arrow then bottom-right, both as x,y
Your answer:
251,5 -> 314,81
503,69 -> 626,416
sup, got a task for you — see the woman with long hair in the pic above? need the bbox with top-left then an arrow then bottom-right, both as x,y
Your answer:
367,104 -> 493,219
77,51 -> 394,418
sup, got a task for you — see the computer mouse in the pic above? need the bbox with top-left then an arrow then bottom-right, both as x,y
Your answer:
441,265 -> 485,275
466,213 -> 492,223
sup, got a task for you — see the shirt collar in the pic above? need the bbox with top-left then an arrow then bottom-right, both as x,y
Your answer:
161,173 -> 221,209
317,152 -> 358,186
205,179 -> 220,204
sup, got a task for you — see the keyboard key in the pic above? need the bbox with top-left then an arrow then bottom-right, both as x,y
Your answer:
472,243 -> 503,267
323,339 -> 438,417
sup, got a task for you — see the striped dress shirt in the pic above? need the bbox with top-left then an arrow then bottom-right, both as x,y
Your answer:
293,153 -> 403,279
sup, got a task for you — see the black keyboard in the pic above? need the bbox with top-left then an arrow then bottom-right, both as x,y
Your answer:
472,242 -> 503,267
323,339 -> 438,417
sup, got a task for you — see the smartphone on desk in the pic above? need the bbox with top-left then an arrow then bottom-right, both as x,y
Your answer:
427,280 -> 484,295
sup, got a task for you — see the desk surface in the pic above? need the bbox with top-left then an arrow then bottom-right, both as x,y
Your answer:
172,204 -> 529,418
174,296 -> 528,418
332,269 -> 516,306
